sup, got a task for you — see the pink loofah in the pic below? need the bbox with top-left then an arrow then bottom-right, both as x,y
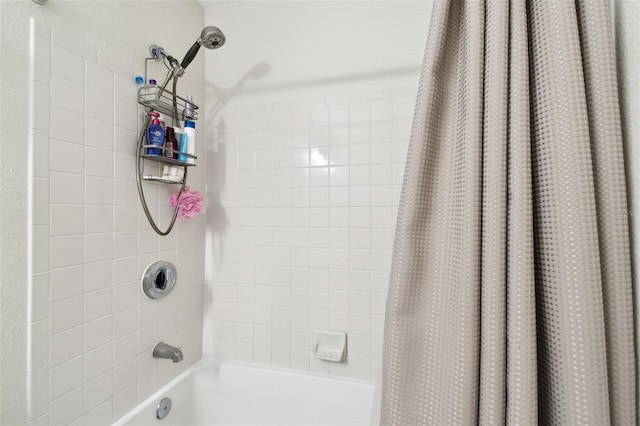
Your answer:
169,187 -> 205,220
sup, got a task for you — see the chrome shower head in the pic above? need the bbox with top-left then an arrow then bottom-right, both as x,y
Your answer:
180,26 -> 226,72
200,26 -> 226,49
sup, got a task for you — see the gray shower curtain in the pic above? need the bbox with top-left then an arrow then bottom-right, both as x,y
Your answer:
381,0 -> 636,424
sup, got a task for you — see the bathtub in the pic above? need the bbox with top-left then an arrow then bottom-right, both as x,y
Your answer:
114,358 -> 375,425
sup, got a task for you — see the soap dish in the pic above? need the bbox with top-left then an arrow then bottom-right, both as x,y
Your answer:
312,330 -> 347,362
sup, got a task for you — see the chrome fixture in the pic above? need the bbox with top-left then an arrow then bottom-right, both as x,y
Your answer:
147,26 -> 226,80
149,45 -> 182,78
149,45 -> 178,67
141,261 -> 177,299
32,0 -> 48,4
156,397 -> 172,419
153,342 -> 183,363
176,26 -> 226,77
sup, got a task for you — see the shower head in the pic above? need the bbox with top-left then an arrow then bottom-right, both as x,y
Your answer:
180,26 -> 226,72
200,26 -> 226,49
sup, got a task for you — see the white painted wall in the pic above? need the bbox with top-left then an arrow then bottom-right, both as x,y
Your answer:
0,1 -> 206,424
204,1 -> 432,105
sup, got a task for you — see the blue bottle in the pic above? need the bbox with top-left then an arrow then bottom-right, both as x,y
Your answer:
146,112 -> 165,155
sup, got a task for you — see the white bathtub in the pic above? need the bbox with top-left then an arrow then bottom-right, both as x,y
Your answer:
114,358 -> 375,425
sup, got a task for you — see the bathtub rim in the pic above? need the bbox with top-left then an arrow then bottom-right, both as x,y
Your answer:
112,356 -> 375,425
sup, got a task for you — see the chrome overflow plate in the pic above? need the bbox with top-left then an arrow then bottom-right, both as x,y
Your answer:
156,397 -> 172,419
142,261 -> 177,299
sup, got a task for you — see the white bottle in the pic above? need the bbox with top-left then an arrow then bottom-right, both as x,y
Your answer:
183,120 -> 196,165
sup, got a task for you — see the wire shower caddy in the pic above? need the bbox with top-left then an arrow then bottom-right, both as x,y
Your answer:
136,55 -> 199,236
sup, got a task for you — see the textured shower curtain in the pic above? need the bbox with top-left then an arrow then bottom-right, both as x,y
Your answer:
381,0 -> 636,425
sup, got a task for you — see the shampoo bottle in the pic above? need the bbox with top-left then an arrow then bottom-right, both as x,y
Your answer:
145,112 -> 165,155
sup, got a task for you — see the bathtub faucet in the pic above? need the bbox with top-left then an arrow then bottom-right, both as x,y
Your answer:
153,342 -> 184,363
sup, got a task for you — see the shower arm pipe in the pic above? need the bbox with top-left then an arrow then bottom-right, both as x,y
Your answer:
135,67 -> 187,236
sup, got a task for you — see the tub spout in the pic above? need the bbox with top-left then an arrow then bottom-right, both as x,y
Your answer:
153,342 -> 183,363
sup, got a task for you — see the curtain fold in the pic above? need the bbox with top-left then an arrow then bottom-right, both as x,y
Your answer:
380,1 -> 636,424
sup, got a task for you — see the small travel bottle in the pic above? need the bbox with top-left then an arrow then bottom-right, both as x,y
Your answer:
164,127 -> 178,159
174,127 -> 184,157
148,79 -> 158,100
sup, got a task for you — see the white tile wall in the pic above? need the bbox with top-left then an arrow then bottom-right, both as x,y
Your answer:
204,89 -> 414,380
28,22 -> 205,425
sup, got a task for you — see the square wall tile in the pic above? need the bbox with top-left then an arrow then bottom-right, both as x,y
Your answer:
50,235 -> 83,269
48,386 -> 83,426
85,148 -> 113,178
50,325 -> 83,367
51,108 -> 84,145
114,74 -> 137,104
84,288 -> 113,322
85,176 -> 113,205
83,399 -> 112,426
86,89 -> 114,123
85,205 -> 114,234
49,356 -> 83,400
51,44 -> 85,84
84,315 -> 113,352
50,295 -> 83,334
84,343 -> 113,381
51,75 -> 84,115
114,100 -> 137,131
51,205 -> 84,236
85,233 -> 114,263
85,118 -> 114,151
86,61 -> 114,97
84,260 -> 113,293
51,172 -> 84,204
83,371 -> 112,412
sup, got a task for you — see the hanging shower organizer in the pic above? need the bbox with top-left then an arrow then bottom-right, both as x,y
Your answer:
136,56 -> 199,236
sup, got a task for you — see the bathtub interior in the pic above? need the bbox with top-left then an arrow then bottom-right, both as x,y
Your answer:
115,359 -> 375,426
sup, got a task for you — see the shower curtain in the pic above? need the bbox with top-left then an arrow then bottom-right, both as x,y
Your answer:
381,1 -> 636,424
